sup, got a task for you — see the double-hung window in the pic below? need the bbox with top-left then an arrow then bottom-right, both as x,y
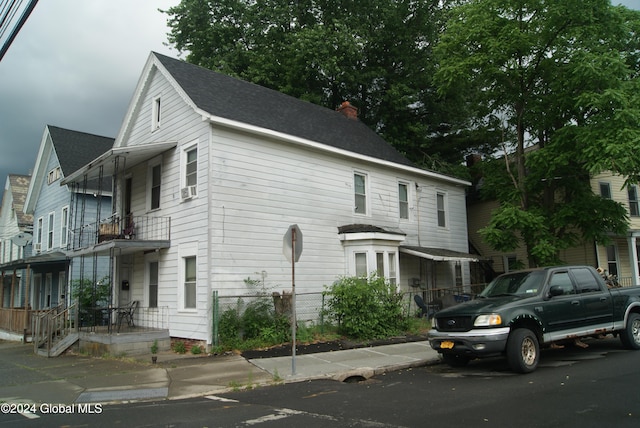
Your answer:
60,206 -> 68,247
149,164 -> 162,210
436,192 -> 446,227
354,173 -> 367,214
186,147 -> 197,187
152,96 -> 161,130
47,213 -> 55,250
184,256 -> 196,309
398,182 -> 409,219
628,185 -> 639,217
600,182 -> 612,199
149,261 -> 158,308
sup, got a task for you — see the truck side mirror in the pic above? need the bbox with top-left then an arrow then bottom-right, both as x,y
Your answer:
548,285 -> 563,298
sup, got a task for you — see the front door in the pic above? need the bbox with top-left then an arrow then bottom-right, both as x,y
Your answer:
542,270 -> 583,334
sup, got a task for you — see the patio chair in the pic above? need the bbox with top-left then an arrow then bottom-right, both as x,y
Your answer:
414,295 -> 429,318
117,300 -> 138,332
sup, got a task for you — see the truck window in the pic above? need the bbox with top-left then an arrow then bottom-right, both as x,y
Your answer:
549,272 -> 575,295
571,268 -> 602,293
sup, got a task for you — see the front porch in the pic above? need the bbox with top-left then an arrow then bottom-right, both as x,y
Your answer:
74,304 -> 171,357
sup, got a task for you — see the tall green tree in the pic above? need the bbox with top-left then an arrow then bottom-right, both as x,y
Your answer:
435,0 -> 640,267
162,0 -> 499,171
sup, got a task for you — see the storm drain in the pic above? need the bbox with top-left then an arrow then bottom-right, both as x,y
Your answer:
342,375 -> 368,383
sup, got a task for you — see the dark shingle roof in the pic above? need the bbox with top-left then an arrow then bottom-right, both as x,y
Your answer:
47,126 -> 115,191
154,53 -> 414,167
48,126 -> 115,175
8,174 -> 33,228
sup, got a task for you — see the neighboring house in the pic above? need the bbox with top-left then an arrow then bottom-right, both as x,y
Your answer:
0,174 -> 33,338
467,161 -> 640,286
23,125 -> 114,312
62,52 -> 477,345
592,171 -> 640,285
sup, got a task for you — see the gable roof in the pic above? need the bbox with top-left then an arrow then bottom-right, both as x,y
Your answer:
152,52 -> 415,168
7,174 -> 33,228
25,126 -> 115,213
47,126 -> 115,177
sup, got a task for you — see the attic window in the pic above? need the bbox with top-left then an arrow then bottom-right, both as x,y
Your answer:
152,96 -> 162,130
47,167 -> 61,184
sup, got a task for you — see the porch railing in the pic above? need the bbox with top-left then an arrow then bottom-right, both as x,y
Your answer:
32,302 -> 77,356
70,215 -> 171,250
0,307 -> 31,334
76,305 -> 169,333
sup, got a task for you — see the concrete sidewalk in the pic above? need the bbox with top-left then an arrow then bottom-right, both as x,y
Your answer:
0,340 -> 440,405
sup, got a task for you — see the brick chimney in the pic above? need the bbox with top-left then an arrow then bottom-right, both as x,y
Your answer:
337,101 -> 358,120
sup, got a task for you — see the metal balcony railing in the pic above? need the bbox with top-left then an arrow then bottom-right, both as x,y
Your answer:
70,215 -> 170,250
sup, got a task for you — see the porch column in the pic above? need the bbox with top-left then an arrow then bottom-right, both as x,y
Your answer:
10,269 -> 16,308
629,234 -> 639,286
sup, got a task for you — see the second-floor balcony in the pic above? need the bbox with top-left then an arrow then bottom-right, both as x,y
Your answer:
69,215 -> 171,256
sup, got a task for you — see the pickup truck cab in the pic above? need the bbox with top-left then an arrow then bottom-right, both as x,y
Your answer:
428,266 -> 640,373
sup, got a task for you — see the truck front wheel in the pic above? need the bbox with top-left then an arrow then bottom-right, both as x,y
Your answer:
620,313 -> 640,350
506,328 -> 539,373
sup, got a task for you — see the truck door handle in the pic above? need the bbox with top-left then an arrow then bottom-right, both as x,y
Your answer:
600,297 -> 608,302
571,300 -> 580,305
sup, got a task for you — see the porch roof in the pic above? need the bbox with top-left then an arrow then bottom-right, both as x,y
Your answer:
0,252 -> 67,271
60,141 -> 178,184
65,239 -> 171,258
400,246 -> 484,262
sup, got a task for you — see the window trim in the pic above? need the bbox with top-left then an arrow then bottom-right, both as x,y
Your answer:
628,185 -> 639,217
152,96 -> 162,130
60,206 -> 69,247
599,182 -> 612,199
181,142 -> 198,199
147,157 -> 162,211
146,259 -> 159,309
398,181 -> 409,220
354,171 -> 368,215
436,191 -> 447,228
177,243 -> 198,312
47,212 -> 55,250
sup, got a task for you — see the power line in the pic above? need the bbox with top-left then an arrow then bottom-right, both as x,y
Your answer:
0,0 -> 39,62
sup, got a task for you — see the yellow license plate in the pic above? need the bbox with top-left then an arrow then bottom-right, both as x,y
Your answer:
440,341 -> 454,349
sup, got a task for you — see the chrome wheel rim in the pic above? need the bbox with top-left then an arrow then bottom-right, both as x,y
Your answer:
521,337 -> 537,366
632,318 -> 640,345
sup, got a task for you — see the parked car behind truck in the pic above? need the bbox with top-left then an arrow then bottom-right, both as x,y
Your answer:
428,266 -> 640,373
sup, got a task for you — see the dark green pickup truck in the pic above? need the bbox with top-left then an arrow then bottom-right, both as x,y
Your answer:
428,266 -> 640,373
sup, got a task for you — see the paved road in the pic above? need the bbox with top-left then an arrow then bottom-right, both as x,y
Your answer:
3,336 -> 639,427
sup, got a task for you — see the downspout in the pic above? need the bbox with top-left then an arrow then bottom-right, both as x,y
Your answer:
207,124 -> 214,348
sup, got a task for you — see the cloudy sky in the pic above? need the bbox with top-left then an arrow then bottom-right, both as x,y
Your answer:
1,0 -> 639,204
0,0 -> 179,199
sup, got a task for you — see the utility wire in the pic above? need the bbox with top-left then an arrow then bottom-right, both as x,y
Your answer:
0,0 -> 39,62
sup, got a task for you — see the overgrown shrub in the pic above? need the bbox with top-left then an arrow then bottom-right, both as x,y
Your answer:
218,297 -> 291,348
173,340 -> 187,354
322,275 -> 407,339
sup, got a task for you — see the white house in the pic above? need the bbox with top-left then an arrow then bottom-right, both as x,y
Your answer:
62,52 -> 477,345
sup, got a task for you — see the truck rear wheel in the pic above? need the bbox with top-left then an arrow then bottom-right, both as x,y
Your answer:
506,328 -> 539,373
620,313 -> 640,350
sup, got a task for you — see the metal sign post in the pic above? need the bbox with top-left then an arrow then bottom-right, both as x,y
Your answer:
283,224 -> 302,375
